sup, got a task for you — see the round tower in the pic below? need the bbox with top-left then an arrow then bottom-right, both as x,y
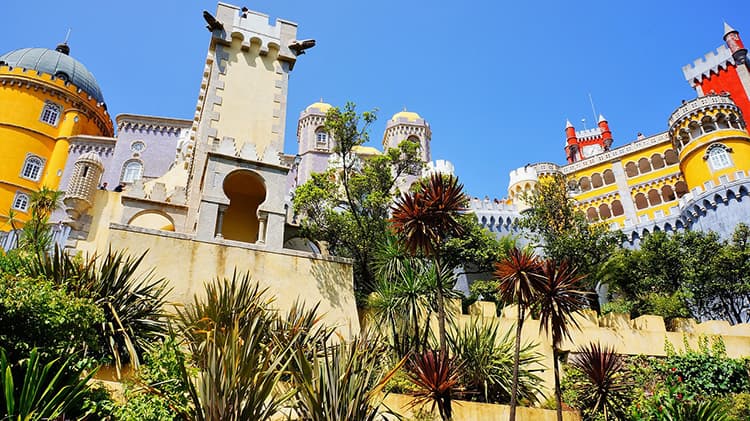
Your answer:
383,110 -> 432,163
564,120 -> 578,163
668,94 -> 750,191
508,165 -> 539,211
0,44 -> 113,224
63,152 -> 104,220
295,101 -> 333,187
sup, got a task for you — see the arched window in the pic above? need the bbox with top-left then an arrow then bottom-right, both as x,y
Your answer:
634,193 -> 648,210
599,203 -> 612,219
315,128 -> 329,149
647,189 -> 662,206
40,102 -> 62,126
121,160 -> 144,183
689,121 -> 702,139
603,169 -> 615,185
664,149 -> 679,165
716,113 -> 730,129
611,200 -> 624,216
661,185 -> 676,202
21,155 -> 44,181
701,115 -> 716,133
638,157 -> 652,174
625,162 -> 638,178
12,192 -> 29,211
586,207 -> 599,222
706,144 -> 733,171
591,173 -> 604,188
651,154 -> 665,169
579,177 -> 591,191
675,181 -> 689,198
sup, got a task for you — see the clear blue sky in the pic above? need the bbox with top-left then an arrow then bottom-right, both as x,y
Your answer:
3,1 -> 749,199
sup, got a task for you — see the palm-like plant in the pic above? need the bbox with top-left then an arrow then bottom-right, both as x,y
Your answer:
27,247 -> 170,376
0,348 -> 95,421
537,258 -> 588,421
390,174 -> 466,355
661,398 -> 730,421
291,334 -> 404,421
569,342 -> 630,421
176,273 -> 300,420
448,317 -> 544,405
391,174 -> 466,421
494,246 -> 543,420
369,259 -> 433,357
406,350 -> 462,421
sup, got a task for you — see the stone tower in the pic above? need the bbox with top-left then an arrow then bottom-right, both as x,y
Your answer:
295,101 -> 333,187
383,110 -> 432,163
184,4 -> 311,249
683,22 -> 750,119
63,152 -> 104,220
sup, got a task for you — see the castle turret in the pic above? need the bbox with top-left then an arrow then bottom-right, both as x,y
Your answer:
683,23 -> 750,120
668,94 -> 750,191
63,152 -> 104,220
295,101 -> 333,186
565,120 -> 578,163
383,110 -> 431,163
598,114 -> 613,149
724,22 -> 748,65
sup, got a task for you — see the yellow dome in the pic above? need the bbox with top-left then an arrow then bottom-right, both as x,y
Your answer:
391,110 -> 422,122
351,145 -> 382,156
306,101 -> 332,113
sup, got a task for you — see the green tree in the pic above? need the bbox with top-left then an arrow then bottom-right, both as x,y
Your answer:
519,174 -> 622,293
293,102 -> 422,300
604,225 -> 750,323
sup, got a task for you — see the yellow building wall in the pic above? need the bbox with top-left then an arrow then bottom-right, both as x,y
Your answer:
212,37 -> 282,156
0,66 -> 112,224
680,132 -> 750,189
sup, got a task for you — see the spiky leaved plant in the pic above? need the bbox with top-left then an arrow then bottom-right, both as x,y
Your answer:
494,246 -> 543,420
0,348 -> 96,421
391,174 -> 466,420
537,258 -> 588,421
569,342 -> 630,421
406,350 -> 462,421
448,317 -> 544,405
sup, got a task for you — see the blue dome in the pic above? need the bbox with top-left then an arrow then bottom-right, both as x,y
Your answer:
0,47 -> 105,103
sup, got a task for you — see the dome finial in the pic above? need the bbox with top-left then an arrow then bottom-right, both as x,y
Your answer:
55,28 -> 71,55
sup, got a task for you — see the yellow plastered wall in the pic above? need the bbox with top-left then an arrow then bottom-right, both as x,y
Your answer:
0,68 -> 112,223
211,37 -> 282,156
680,131 -> 750,190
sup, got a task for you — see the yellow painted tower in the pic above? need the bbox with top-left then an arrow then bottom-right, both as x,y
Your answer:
0,43 -> 113,224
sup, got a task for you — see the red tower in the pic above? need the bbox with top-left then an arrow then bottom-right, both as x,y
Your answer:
563,115 -> 613,163
683,23 -> 750,119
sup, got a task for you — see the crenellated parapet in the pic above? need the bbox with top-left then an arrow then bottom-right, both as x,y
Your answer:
682,45 -> 735,88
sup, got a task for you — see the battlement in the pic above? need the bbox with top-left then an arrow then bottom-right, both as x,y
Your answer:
469,196 -> 516,212
575,127 -> 602,141
116,114 -> 192,134
668,93 -> 738,128
425,159 -> 454,176
682,44 -> 734,87
508,166 -> 538,187
212,2 -> 299,63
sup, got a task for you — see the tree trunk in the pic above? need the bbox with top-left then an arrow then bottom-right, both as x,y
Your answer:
509,302 -> 525,421
554,348 -> 563,421
434,256 -> 452,420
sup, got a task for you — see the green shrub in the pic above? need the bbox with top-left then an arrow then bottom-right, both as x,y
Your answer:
726,392 -> 750,421
114,338 -> 190,420
664,337 -> 749,396
0,273 -> 103,363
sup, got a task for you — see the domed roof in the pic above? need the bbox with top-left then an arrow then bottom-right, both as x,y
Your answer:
391,110 -> 422,122
306,101 -> 332,113
351,145 -> 382,156
77,151 -> 104,167
0,46 -> 105,103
